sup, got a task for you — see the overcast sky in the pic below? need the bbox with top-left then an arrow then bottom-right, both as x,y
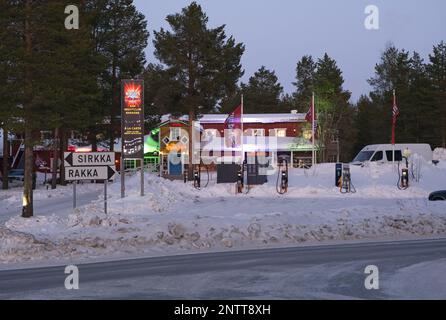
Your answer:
134,0 -> 446,103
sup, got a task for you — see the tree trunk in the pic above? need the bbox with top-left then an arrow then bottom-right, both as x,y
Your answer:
22,127 -> 34,218
51,127 -> 58,189
59,128 -> 67,186
22,0 -> 33,218
2,127 -> 9,190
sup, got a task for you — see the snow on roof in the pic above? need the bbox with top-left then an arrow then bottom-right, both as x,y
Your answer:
199,113 -> 307,124
160,114 -> 189,123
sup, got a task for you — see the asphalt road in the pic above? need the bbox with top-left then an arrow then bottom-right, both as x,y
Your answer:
1,238 -> 446,299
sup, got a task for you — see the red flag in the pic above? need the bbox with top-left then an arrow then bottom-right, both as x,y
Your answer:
391,91 -> 399,145
305,102 -> 318,122
224,105 -> 242,148
305,102 -> 317,133
392,95 -> 399,123
305,105 -> 312,123
224,105 -> 242,130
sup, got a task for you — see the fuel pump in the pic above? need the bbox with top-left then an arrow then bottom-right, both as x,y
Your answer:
193,164 -> 210,190
276,159 -> 289,195
339,164 -> 356,194
397,155 -> 410,190
236,163 -> 244,194
183,166 -> 188,184
236,162 -> 249,194
193,165 -> 201,190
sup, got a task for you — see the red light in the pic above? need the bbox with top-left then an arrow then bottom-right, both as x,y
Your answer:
124,83 -> 142,108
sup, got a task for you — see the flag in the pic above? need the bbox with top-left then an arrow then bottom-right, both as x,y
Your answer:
391,90 -> 399,145
224,104 -> 242,130
224,104 -> 242,148
305,103 -> 318,134
392,94 -> 399,123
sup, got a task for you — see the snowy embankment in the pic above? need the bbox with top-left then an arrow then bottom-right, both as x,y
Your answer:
1,161 -> 446,264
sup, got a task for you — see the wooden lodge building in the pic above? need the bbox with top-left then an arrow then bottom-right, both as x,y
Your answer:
156,112 -> 337,179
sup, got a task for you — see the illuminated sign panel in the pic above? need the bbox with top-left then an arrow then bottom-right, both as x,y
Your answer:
121,80 -> 144,159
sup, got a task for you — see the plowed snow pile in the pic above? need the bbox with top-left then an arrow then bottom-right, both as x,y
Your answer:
1,161 -> 446,264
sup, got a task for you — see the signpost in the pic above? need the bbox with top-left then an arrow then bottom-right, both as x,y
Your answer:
64,152 -> 115,167
64,152 -> 117,212
65,166 -> 116,181
121,79 -> 145,198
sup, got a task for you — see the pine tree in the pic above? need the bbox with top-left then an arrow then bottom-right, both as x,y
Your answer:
353,95 -> 374,152
293,55 -> 316,111
153,2 -> 244,177
367,44 -> 441,148
278,93 -> 297,113
240,66 -> 283,113
313,53 -> 351,162
153,2 -> 244,115
367,45 -> 412,144
143,63 -> 184,121
92,0 -> 149,151
0,1 -> 20,189
0,1 -> 106,215
408,52 -> 437,144
42,1 -> 105,186
427,41 -> 446,147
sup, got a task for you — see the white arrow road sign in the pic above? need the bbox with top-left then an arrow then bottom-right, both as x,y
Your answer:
64,152 -> 115,167
65,166 -> 117,181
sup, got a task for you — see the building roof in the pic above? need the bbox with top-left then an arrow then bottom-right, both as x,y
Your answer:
199,113 -> 307,124
160,114 -> 189,123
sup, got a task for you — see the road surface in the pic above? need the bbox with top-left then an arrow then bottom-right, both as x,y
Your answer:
1,238 -> 446,299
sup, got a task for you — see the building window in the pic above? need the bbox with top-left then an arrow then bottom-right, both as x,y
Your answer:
275,129 -> 287,138
303,129 -> 312,140
252,129 -> 265,137
203,129 -> 219,141
170,127 -> 181,141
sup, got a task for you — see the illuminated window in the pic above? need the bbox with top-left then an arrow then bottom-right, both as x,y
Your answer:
303,129 -> 312,140
170,127 -> 180,141
275,129 -> 286,138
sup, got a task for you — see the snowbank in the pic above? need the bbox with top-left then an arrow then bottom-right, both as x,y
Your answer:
1,162 -> 446,264
434,148 -> 446,161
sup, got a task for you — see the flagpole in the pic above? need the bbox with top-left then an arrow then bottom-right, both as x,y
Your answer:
312,92 -> 315,166
392,89 -> 396,164
241,94 -> 244,165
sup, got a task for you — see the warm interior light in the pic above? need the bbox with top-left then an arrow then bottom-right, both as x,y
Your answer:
22,195 -> 28,207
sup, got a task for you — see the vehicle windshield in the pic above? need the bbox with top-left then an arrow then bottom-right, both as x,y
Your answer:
353,151 -> 375,162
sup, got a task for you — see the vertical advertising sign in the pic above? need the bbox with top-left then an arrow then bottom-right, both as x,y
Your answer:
121,79 -> 145,198
121,80 -> 144,159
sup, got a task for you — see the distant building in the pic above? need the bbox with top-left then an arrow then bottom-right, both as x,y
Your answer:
155,112 -> 329,179
199,113 -> 318,167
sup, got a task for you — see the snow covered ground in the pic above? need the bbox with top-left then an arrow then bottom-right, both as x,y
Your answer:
434,147 -> 446,161
1,160 -> 445,265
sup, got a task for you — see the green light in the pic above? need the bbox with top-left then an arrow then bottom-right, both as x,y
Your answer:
144,134 -> 159,154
